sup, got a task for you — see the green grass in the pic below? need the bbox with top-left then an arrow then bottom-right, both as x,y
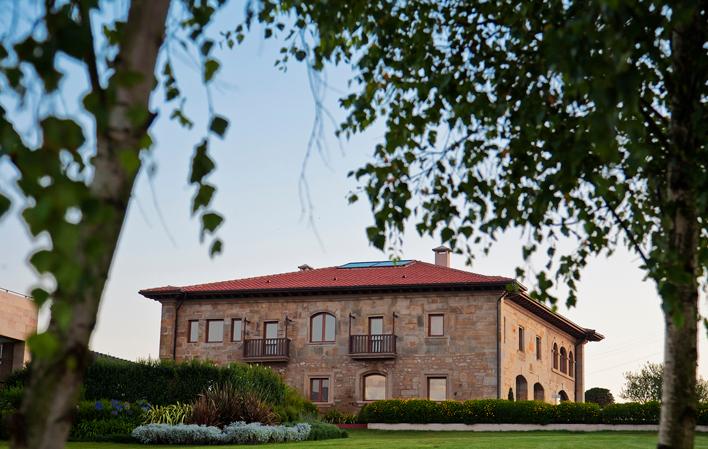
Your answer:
3,430 -> 708,448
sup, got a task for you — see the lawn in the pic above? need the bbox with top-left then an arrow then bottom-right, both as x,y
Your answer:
4,430 -> 708,449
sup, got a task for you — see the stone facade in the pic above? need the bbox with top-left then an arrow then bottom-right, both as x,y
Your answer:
0,288 -> 38,381
500,298 -> 581,403
156,288 -> 589,411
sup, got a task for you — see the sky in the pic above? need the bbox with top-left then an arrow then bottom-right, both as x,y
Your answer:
0,1 -> 705,401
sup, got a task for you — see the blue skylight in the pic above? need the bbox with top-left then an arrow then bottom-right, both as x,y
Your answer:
338,260 -> 413,269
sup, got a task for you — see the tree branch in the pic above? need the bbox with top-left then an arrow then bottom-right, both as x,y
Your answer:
602,196 -> 652,269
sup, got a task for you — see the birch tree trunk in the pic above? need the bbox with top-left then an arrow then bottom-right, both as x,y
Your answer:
10,1 -> 171,448
657,6 -> 704,449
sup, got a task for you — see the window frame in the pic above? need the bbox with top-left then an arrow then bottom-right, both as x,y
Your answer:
231,318 -> 243,342
368,316 -> 384,335
552,343 -> 559,369
518,326 -> 525,352
428,313 -> 445,337
535,335 -> 542,360
188,320 -> 199,343
427,376 -> 447,401
362,373 -> 387,401
309,377 -> 330,403
206,319 -> 224,343
310,312 -> 336,343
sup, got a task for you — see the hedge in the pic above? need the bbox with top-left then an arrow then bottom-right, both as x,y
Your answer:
4,358 -> 288,406
358,399 -> 708,425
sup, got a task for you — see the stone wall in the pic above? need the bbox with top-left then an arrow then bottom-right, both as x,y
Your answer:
0,289 -> 38,376
500,298 -> 579,403
158,290 -> 503,412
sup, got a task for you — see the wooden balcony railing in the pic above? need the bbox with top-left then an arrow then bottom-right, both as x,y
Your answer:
243,338 -> 290,362
349,334 -> 397,359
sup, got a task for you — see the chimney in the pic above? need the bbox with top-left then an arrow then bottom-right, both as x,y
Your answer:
298,264 -> 313,271
432,246 -> 451,267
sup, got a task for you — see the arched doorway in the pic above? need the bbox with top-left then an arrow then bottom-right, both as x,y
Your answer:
533,383 -> 545,401
558,390 -> 569,402
515,375 -> 528,401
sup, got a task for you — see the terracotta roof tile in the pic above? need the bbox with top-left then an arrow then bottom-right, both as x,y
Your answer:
140,260 -> 512,297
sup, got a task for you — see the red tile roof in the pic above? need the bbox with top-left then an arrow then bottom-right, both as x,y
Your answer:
139,260 -> 513,298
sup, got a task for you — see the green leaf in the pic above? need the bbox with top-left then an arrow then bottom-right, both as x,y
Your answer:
209,115 -> 229,138
209,239 -> 223,257
201,212 -> 224,234
192,183 -> 216,215
189,140 -> 215,183
204,59 -> 220,82
0,193 -> 10,218
28,332 -> 60,359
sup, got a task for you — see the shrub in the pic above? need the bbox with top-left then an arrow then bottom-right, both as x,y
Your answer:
0,386 -> 24,410
274,386 -> 318,423
358,399 -> 665,425
601,401 -> 661,424
321,409 -> 358,424
553,402 -> 601,424
190,384 -> 277,427
82,359 -> 287,406
143,403 -> 192,425
70,418 -> 138,442
131,422 -> 312,444
698,402 -> 708,426
307,422 -> 348,440
5,359 -> 288,407
585,387 -> 615,407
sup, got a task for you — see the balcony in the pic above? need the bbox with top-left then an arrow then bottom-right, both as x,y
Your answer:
349,334 -> 397,359
243,338 -> 290,362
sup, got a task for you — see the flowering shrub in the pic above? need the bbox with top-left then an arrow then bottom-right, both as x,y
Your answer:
70,399 -> 149,441
131,422 -> 312,444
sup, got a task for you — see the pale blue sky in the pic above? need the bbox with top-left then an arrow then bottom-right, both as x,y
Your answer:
0,1 -> 705,401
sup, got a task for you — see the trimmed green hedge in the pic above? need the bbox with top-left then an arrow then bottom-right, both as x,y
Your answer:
4,358 -> 288,406
358,399 -> 708,425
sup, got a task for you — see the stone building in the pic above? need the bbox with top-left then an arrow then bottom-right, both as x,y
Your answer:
0,288 -> 37,382
140,248 -> 602,410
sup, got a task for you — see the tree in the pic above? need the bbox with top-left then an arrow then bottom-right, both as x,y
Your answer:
585,387 -> 615,407
622,362 -> 708,404
252,2 -> 707,448
0,1 -> 230,448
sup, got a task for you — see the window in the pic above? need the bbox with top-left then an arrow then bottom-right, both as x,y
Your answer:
363,374 -> 386,401
552,343 -> 559,369
264,321 -> 279,338
368,316 -> 383,335
569,351 -> 575,377
560,347 -> 568,374
231,319 -> 243,342
206,320 -> 224,343
310,378 -> 330,402
188,320 -> 199,343
428,314 -> 444,336
535,336 -> 542,360
427,377 -> 447,401
310,313 -> 336,342
518,326 -> 525,352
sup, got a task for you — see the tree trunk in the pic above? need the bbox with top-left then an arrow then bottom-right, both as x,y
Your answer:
10,1 -> 170,448
657,5 -> 704,449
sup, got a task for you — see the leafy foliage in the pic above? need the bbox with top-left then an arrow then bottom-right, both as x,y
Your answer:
356,399 -> 680,425
249,0 -> 707,312
143,403 -> 193,425
306,421 -> 349,440
621,362 -> 708,403
321,409 -> 359,424
191,384 -> 278,427
131,422 -> 313,444
584,388 -> 615,407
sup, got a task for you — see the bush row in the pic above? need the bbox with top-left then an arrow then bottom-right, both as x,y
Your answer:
3,358 -> 288,406
131,422 -> 312,444
358,399 -> 708,426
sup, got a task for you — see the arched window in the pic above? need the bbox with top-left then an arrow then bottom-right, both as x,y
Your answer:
310,312 -> 336,342
515,375 -> 528,401
533,383 -> 545,401
558,390 -> 569,402
560,347 -> 568,374
569,351 -> 575,377
363,373 -> 386,401
552,343 -> 559,369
